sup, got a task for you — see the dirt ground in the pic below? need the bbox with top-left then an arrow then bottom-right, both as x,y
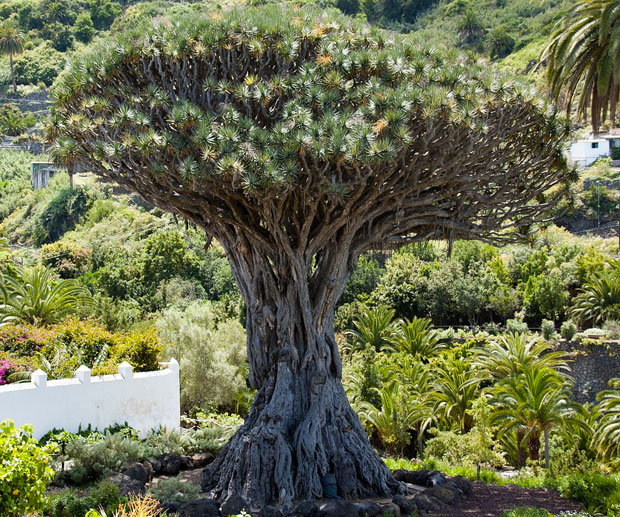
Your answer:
435,481 -> 584,517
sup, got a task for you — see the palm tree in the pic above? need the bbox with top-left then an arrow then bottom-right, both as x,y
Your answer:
0,24 -> 24,95
344,305 -> 398,353
458,9 -> 484,45
593,378 -> 620,469
0,265 -> 93,326
570,268 -> 620,326
541,0 -> 620,132
383,317 -> 444,360
432,358 -> 481,433
489,365 -> 586,468
357,381 -> 416,454
473,332 -> 570,380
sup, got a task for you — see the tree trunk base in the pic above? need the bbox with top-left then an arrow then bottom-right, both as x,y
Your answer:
201,371 -> 404,508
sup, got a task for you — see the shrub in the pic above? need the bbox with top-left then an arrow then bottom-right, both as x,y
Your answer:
40,241 -> 92,279
0,420 -> 54,517
506,317 -> 528,334
560,320 -> 577,341
0,103 -> 36,137
603,319 -> 620,339
13,43 -> 65,86
540,319 -> 556,340
501,509 -> 551,517
44,481 -> 124,517
156,301 -> 246,412
33,187 -> 93,245
555,470 -> 620,514
148,478 -> 200,503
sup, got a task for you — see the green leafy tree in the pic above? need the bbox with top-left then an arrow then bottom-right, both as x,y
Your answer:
541,0 -> 620,132
522,269 -> 569,322
458,8 -> 484,45
0,265 -> 93,326
89,0 -> 121,30
0,24 -> 24,95
47,6 -> 570,505
74,13 -> 96,44
0,420 -> 54,517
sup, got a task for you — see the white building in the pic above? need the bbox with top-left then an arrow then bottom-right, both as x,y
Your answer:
569,129 -> 620,167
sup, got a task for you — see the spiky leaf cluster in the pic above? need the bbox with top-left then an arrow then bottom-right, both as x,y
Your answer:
48,5 -> 570,250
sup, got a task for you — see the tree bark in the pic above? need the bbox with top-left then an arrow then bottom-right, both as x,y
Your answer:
528,433 -> 540,462
10,52 -> 16,96
516,429 -> 527,468
201,239 -> 404,508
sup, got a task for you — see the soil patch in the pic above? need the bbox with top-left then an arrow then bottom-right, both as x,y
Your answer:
436,482 -> 583,517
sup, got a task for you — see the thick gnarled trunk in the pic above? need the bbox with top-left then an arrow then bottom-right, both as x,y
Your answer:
201,241 -> 403,508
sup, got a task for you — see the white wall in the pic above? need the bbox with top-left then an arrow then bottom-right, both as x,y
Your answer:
0,360 -> 180,439
570,139 -> 610,167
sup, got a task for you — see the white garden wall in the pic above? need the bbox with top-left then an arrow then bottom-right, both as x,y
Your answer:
0,360 -> 180,439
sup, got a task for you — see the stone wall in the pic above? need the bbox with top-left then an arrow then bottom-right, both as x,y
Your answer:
557,341 -> 620,404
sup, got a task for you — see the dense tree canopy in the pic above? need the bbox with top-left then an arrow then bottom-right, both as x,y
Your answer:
48,5 -> 571,508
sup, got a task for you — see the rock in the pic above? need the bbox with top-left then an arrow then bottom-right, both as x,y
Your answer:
356,501 -> 383,517
450,475 -> 473,496
158,501 -> 182,514
258,505 -> 284,517
412,493 -> 442,514
142,461 -> 154,481
378,503 -> 401,517
117,479 -> 145,497
318,500 -> 359,517
392,494 -> 416,516
426,471 -> 446,487
191,452 -> 215,468
122,462 -> 149,484
178,498 -> 220,517
103,471 -> 132,486
393,469 -> 431,485
424,486 -> 456,505
160,453 -> 183,476
146,458 -> 162,474
221,493 -> 249,516
444,481 -> 464,499
180,456 -> 194,471
292,500 -> 319,517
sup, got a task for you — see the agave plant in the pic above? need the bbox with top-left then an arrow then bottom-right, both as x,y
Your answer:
570,268 -> 620,326
343,305 -> 398,353
593,378 -> 620,469
383,317 -> 444,360
0,265 -> 93,326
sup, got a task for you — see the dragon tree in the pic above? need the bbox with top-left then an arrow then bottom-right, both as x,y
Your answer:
47,6 -> 571,508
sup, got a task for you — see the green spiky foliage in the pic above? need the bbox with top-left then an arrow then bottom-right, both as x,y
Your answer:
570,262 -> 620,326
593,378 -> 620,470
472,332 -> 570,380
541,0 -> 620,132
48,5 -> 571,507
344,305 -> 397,352
0,265 -> 93,326
383,316 -> 443,359
489,364 -> 586,468
0,24 -> 24,95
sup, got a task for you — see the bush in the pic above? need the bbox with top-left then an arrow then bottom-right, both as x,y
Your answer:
560,320 -> 577,341
156,301 -> 247,412
0,420 -> 54,517
555,470 -> 620,514
540,319 -> 556,340
0,103 -> 36,137
44,481 -> 124,517
506,317 -> 528,334
33,187 -> 93,245
40,240 -> 92,278
148,478 -> 200,503
13,43 -> 65,86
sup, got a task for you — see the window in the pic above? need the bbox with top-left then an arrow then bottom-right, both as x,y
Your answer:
592,142 -> 599,149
